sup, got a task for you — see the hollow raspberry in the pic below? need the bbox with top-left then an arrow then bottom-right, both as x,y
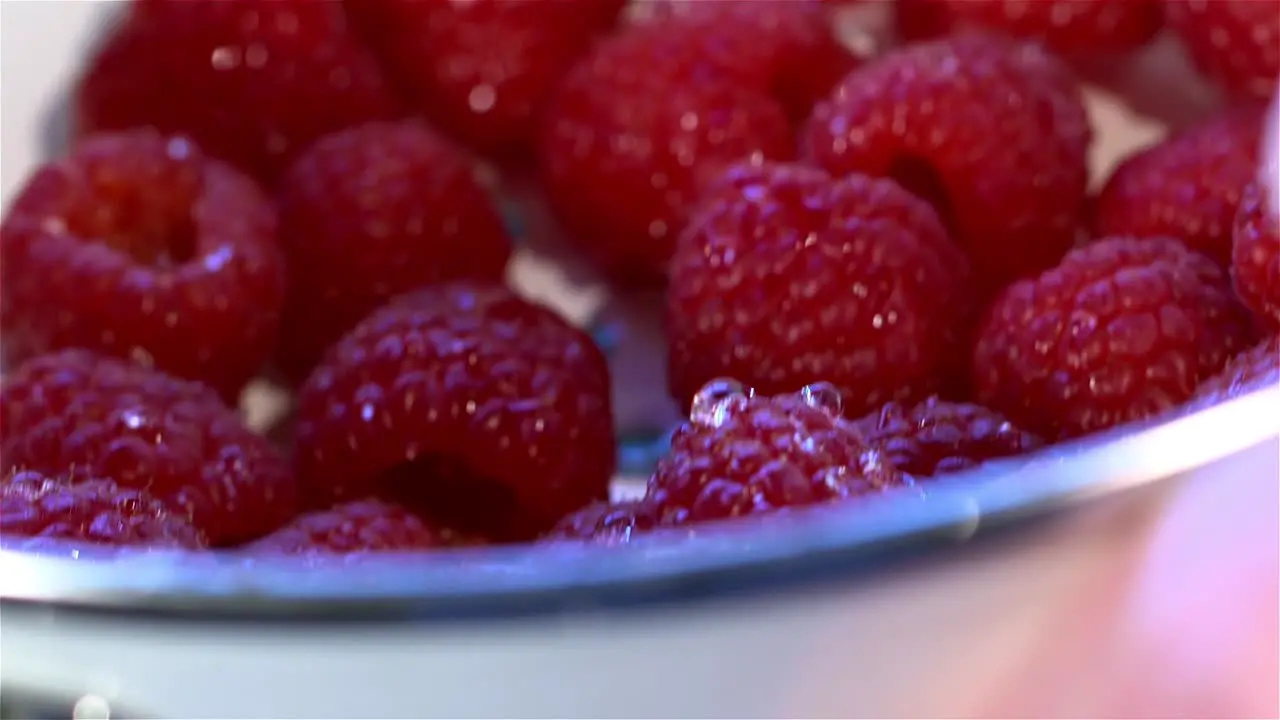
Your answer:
1165,0 -> 1280,101
801,33 -> 1091,289
247,498 -> 475,555
972,237 -> 1256,439
895,0 -> 1163,56
0,131 -> 286,402
76,0 -> 400,185
1232,181 -> 1280,330
293,283 -> 614,541
344,0 -> 625,164
646,380 -> 909,526
666,161 -> 974,419
1,350 -> 297,545
538,13 -> 808,284
1189,336 -> 1279,407
274,120 -> 512,383
544,499 -> 662,546
1095,108 -> 1265,268
850,396 -> 1045,478
1,470 -> 208,550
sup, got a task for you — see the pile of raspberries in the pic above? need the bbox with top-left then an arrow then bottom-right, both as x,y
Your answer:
1,0 -> 1277,555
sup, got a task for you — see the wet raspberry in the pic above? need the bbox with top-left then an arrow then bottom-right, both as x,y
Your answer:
1,469 -> 207,550
274,120 -> 512,383
0,130 -> 285,401
1232,181 -> 1280,330
293,283 -> 615,541
1,349 -> 297,545
801,33 -> 1091,289
646,381 -> 910,525
666,161 -> 974,418
972,237 -> 1256,439
851,396 -> 1045,477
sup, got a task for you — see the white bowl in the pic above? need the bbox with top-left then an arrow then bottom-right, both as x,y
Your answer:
1,3 -> 1277,718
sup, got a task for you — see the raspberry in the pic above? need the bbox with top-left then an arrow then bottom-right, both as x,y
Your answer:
274,121 -> 512,383
850,396 -> 1045,477
247,498 -> 474,555
801,33 -> 1092,288
972,237 -> 1256,439
345,0 -> 625,164
293,283 -> 614,541
538,13 -> 806,284
645,380 -> 909,525
1,350 -> 297,545
1,470 -> 207,550
895,0 -> 1163,56
544,499 -> 661,546
630,0 -> 860,123
1190,336 -> 1279,406
76,0 -> 400,185
1166,0 -> 1280,101
0,130 -> 286,402
1232,181 -> 1280,330
1095,108 -> 1265,268
666,161 -> 974,419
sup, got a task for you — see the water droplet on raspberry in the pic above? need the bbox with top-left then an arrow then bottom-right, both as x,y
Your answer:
798,381 -> 843,417
690,378 -> 748,428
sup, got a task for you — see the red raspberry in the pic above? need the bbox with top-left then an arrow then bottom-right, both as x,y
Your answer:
344,0 -> 625,164
801,33 -> 1092,289
544,499 -> 661,546
1190,335 -> 1279,406
247,499 -> 474,555
630,0 -> 860,123
1166,0 -> 1280,101
538,12 -> 811,284
1232,181 -> 1280,329
850,396 -> 1044,477
666,161 -> 973,419
76,0 -> 400,185
274,121 -> 512,383
1,470 -> 208,550
1095,108 -> 1264,268
895,0 -> 1163,56
293,283 -> 614,541
1,350 -> 297,545
646,381 -> 909,526
972,237 -> 1256,439
0,130 -> 286,402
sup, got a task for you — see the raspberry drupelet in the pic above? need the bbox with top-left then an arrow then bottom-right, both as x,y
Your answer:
292,283 -> 615,541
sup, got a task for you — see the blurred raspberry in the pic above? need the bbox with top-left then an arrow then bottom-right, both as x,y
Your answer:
973,237 -> 1256,439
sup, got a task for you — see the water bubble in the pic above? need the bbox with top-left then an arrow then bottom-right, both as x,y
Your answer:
690,378 -> 748,428
799,381 -> 844,417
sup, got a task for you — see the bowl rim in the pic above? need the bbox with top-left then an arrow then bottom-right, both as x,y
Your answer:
1,385 -> 1277,623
